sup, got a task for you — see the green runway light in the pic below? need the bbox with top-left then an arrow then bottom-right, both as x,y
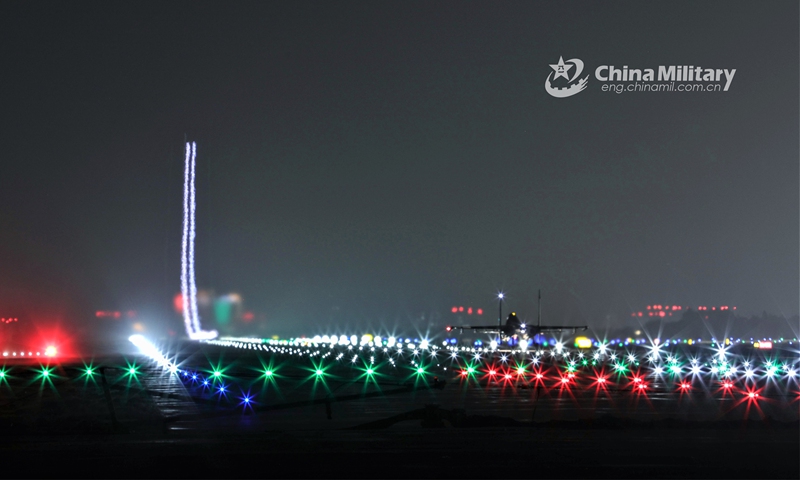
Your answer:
36,367 -> 55,382
264,370 -> 273,377
417,367 -> 425,374
316,369 -> 324,376
366,368 -> 374,375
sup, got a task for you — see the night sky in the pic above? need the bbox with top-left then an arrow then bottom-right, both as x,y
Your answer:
0,1 -> 797,337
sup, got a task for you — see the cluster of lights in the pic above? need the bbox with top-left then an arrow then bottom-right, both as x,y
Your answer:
188,335 -> 799,398
107,333 -> 800,419
2,346 -> 57,358
450,306 -> 484,315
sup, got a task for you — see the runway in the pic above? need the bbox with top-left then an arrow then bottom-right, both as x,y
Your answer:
0,338 -> 797,478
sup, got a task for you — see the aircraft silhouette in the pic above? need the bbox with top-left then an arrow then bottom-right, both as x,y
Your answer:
446,291 -> 587,343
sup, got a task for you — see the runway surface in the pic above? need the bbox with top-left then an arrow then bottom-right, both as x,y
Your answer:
0,339 -> 797,478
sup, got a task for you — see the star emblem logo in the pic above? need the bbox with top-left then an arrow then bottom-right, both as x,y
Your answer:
544,56 -> 589,98
549,56 -> 573,80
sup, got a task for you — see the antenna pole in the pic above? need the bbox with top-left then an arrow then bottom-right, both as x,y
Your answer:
537,289 -> 541,328
497,293 -> 505,328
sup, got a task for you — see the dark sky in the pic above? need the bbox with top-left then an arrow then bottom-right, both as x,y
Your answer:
0,1 -> 797,337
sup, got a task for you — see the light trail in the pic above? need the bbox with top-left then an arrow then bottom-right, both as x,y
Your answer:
180,143 -> 192,336
181,141 -> 217,340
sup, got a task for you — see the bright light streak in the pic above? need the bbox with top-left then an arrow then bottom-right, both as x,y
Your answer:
129,335 -> 177,372
181,142 -> 217,341
180,142 -> 191,336
188,142 -> 199,334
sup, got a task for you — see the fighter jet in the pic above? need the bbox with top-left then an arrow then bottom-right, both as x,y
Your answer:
445,291 -> 587,343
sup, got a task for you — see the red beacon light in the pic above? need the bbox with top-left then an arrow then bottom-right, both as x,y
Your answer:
445,326 -> 453,332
